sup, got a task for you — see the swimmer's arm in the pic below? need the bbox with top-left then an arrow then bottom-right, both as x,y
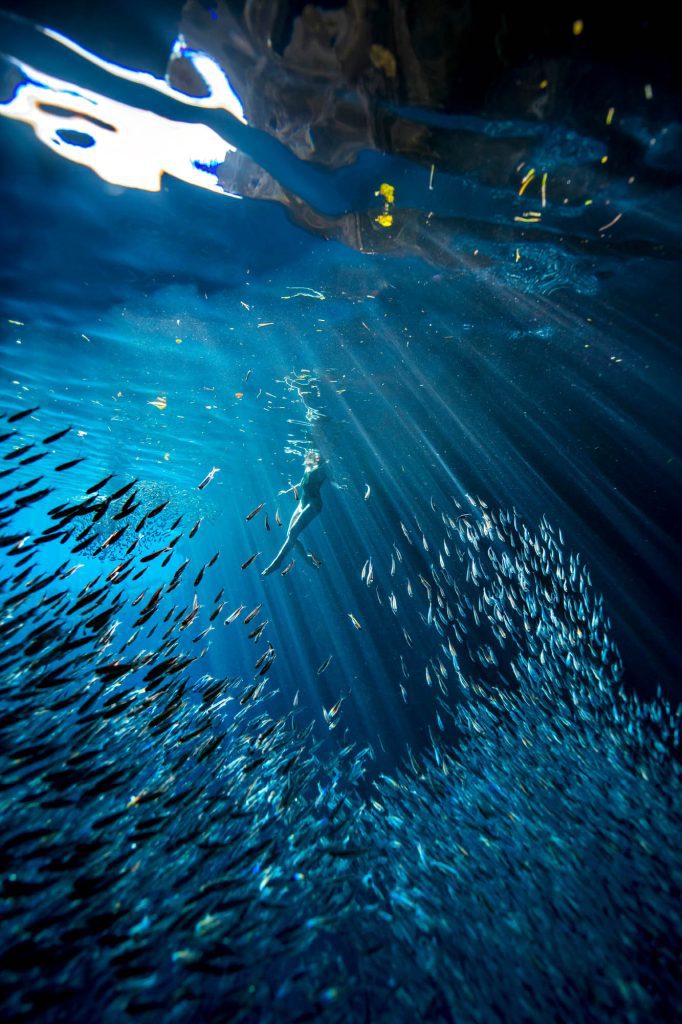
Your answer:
278,476 -> 304,496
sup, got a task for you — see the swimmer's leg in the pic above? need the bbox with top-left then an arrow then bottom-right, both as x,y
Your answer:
261,537 -> 293,576
262,502 -> 319,576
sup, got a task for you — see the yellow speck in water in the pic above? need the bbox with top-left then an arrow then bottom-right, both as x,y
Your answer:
606,107 -> 615,125
369,44 -> 397,78
375,182 -> 395,204
518,168 -> 535,196
175,337 -> 183,344
572,19 -> 584,36
375,212 -> 393,228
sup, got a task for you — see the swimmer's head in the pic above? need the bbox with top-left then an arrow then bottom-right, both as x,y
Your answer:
304,449 -> 321,469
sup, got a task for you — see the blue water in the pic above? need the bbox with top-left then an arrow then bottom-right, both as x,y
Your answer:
0,3 -> 680,1021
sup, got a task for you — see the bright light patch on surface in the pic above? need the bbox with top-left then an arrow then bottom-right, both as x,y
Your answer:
44,27 -> 247,124
0,59 -> 242,195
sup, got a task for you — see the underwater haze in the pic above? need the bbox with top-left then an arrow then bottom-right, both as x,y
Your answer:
0,2 -> 680,1022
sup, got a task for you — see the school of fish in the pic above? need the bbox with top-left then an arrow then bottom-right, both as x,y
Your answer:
0,407 -> 680,1023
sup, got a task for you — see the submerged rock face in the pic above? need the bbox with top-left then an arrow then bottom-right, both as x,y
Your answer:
0,412 -> 679,1023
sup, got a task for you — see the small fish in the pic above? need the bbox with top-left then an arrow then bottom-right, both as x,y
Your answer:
98,526 -> 127,550
225,604 -> 245,624
207,551 -> 219,568
317,655 -> 333,675
264,512 -> 270,531
42,425 -> 72,445
20,451 -> 49,466
364,483 -> 371,501
209,602 -> 224,622
280,560 -> 295,576
110,479 -> 137,501
135,514 -> 148,533
241,552 -> 260,570
239,681 -> 260,705
140,546 -> 170,563
198,467 -> 220,490
86,473 -> 114,495
189,518 -> 202,539
244,368 -> 252,382
248,621 -> 268,642
4,443 -> 31,463
112,494 -> 138,520
400,521 -> 413,544
328,696 -> 345,719
245,501 -> 265,522
348,613 -> 362,630
275,509 -> 282,527
15,486 -> 51,508
243,604 -> 262,625
92,498 -> 111,523
255,644 -> 274,669
148,499 -> 170,519
8,405 -> 39,423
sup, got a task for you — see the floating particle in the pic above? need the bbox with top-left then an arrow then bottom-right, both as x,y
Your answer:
369,44 -> 397,78
376,182 -> 395,204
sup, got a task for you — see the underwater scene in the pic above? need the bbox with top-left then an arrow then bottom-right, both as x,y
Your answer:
0,1 -> 680,1021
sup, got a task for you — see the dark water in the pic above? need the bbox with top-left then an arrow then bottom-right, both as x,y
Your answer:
0,3 -> 680,1022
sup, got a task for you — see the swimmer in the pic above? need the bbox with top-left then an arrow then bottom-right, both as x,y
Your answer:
261,450 -> 329,576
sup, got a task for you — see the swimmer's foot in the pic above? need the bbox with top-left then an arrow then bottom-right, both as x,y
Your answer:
305,550 -> 322,568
